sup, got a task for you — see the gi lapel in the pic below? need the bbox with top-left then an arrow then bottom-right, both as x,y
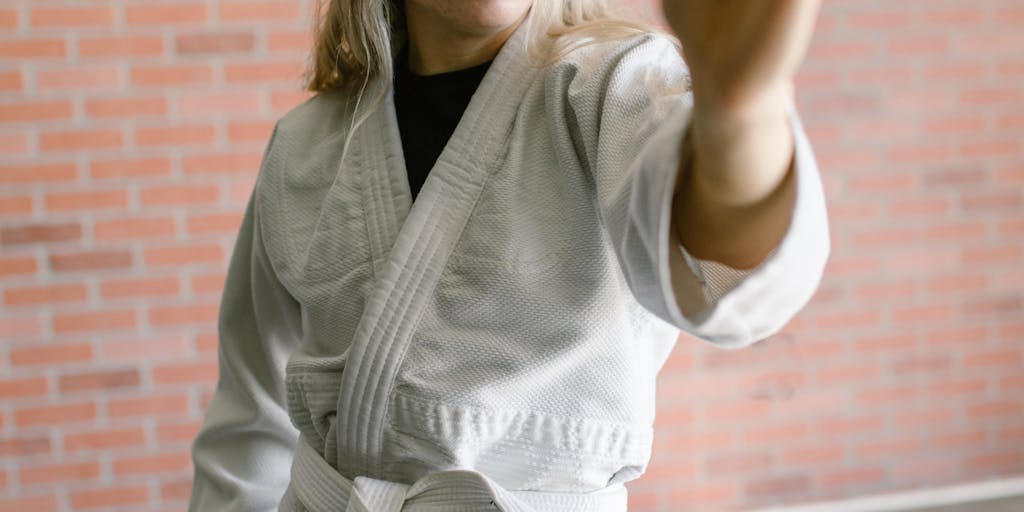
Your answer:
335,9 -> 539,479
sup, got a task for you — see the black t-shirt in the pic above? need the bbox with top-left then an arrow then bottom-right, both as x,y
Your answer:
393,46 -> 492,201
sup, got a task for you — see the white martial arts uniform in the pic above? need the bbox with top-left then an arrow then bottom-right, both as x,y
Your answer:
188,11 -> 830,512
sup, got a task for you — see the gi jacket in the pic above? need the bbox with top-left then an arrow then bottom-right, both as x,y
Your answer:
188,14 -> 830,512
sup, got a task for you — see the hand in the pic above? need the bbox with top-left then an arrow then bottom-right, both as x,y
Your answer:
662,0 -> 821,114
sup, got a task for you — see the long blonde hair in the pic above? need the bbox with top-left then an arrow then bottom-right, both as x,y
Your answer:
304,1 -> 673,168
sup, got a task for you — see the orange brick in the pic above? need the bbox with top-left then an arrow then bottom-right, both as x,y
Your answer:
176,32 -> 254,55
36,66 -> 120,90
187,212 -> 244,234
11,268 -> 58,297
125,3 -> 207,24
267,29 -> 311,53
227,120 -> 275,142
191,273 -> 227,296
0,100 -> 73,123
0,436 -> 51,457
162,479 -> 194,500
16,402 -> 96,427
152,361 -> 218,385
53,309 -> 136,333
4,283 -> 88,306
70,486 -> 149,509
94,216 -> 176,240
10,343 -> 93,366
59,369 -> 140,393
91,156 -> 171,180
0,376 -> 48,399
145,244 -> 224,266
45,189 -> 128,212
0,495 -> 59,512
131,64 -> 213,87
0,70 -> 23,91
0,194 -> 32,215
39,129 -> 123,151
80,36 -> 164,58
64,427 -> 146,452
179,91 -> 264,116
108,393 -> 189,418
0,316 -> 43,339
0,162 -> 78,185
0,8 -> 17,29
101,277 -> 180,300
135,124 -> 217,146
183,152 -> 262,174
85,97 -> 167,119
156,421 -> 202,443
101,335 -> 191,362
0,222 -> 81,245
20,461 -> 100,485
149,304 -> 219,328
32,6 -> 113,27
113,451 -> 191,476
50,250 -> 132,272
0,38 -> 66,59
220,1 -> 301,22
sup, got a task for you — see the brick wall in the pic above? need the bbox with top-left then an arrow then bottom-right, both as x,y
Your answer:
1,1 -> 1021,511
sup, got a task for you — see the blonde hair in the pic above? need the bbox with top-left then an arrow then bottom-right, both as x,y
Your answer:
304,0 -> 674,167
305,0 -> 673,93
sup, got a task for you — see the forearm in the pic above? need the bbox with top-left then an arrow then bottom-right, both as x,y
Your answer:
671,80 -> 798,271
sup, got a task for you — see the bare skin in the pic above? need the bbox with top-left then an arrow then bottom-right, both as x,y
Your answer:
403,0 -> 822,301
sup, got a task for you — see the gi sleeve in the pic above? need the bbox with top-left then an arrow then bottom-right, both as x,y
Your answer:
189,124 -> 302,511
574,34 -> 830,349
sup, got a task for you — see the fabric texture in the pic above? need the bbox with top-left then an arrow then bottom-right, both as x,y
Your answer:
188,9 -> 830,512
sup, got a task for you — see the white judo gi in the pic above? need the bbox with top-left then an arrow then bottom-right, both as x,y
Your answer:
188,10 -> 830,512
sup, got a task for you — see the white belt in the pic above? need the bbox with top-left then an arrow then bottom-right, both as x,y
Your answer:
285,435 -> 628,512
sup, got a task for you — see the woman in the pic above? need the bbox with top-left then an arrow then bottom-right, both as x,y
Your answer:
189,0 -> 829,510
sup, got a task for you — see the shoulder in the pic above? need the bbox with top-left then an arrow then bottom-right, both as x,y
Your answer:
542,30 -> 689,100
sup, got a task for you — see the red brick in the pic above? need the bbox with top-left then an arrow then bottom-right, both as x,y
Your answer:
131,64 -> 213,86
152,361 -> 218,385
225,62 -> 304,83
0,436 -> 51,457
0,70 -> 23,91
16,402 -> 96,427
86,97 -> 167,119
50,250 -> 132,272
70,486 -> 149,509
0,100 -> 73,122
135,124 -> 217,146
179,91 -> 264,116
145,244 -> 224,266
101,277 -> 180,300
820,467 -> 885,489
32,7 -> 113,27
20,461 -> 100,485
0,38 -> 66,59
94,216 -> 176,240
102,335 -> 191,362
39,129 -> 123,151
220,1 -> 301,22
184,152 -> 263,175
5,283 -> 88,306
108,394 -> 189,418
45,190 -> 128,212
0,255 -> 38,276
187,212 -> 244,234
0,222 -> 81,245
35,66 -> 120,90
113,451 -> 191,476
80,36 -> 164,58
0,495 -> 59,512
267,29 -> 311,53
0,376 -> 48,399
53,310 -> 136,333
91,156 -> 171,180
10,343 -> 93,366
176,32 -> 255,55
60,369 -> 140,393
64,428 -> 146,452
125,3 -> 208,24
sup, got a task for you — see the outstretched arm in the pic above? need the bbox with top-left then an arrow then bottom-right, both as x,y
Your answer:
664,0 -> 822,271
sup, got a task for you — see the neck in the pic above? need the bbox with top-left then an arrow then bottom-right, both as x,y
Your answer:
402,3 -> 527,76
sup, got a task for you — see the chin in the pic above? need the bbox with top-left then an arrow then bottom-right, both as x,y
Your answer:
410,0 -> 533,34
